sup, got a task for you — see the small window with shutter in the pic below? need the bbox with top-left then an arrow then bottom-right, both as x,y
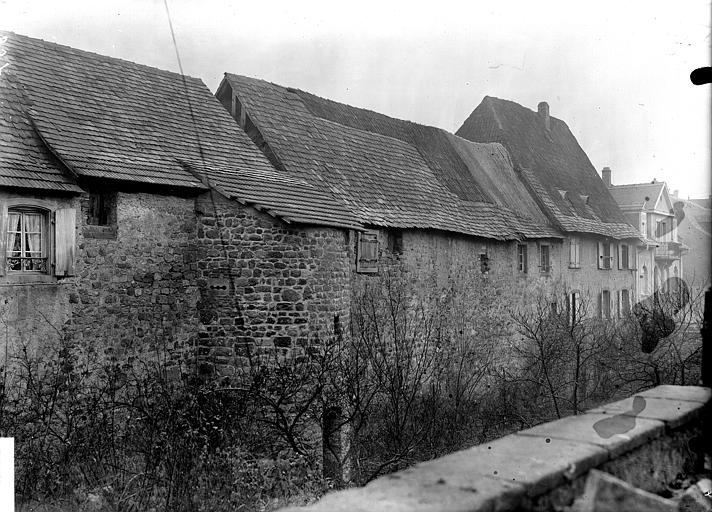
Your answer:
0,205 -> 76,278
357,230 -> 379,273
598,241 -> 612,269
3,207 -> 49,273
84,191 -> 117,239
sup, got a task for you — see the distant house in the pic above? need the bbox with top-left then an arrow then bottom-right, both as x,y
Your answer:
669,192 -> 710,286
456,97 -> 641,318
606,172 -> 686,297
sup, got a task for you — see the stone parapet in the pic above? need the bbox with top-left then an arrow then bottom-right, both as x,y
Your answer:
281,385 -> 710,512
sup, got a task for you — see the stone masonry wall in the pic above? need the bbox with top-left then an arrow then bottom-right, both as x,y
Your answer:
70,191 -> 200,365
194,192 -> 351,378
0,189 -> 201,369
362,229 -> 637,317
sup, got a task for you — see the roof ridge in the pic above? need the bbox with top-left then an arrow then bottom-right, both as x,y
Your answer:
611,182 -> 665,188
2,30 -> 204,84
227,72 -> 455,134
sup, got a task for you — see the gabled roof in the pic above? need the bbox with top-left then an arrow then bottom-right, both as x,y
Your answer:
0,31 -> 361,229
608,181 -> 670,213
456,96 -> 639,239
222,74 -> 562,240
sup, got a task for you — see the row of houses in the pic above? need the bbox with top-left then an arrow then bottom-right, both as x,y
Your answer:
0,31 -> 690,374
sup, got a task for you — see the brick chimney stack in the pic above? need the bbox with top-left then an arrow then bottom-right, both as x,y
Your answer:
538,101 -> 550,131
602,166 -> 612,187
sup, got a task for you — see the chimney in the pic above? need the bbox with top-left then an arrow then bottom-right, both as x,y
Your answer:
537,102 -> 550,131
602,166 -> 612,187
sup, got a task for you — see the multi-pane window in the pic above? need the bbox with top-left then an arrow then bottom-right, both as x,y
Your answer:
6,208 -> 47,272
600,290 -> 611,319
620,244 -> 629,269
539,244 -> 550,274
621,289 -> 630,316
569,236 -> 580,268
517,243 -> 528,273
598,241 -> 612,269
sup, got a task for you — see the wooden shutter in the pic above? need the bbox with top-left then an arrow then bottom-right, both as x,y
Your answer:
597,292 -> 602,318
54,208 -> 76,277
597,242 -> 604,269
357,231 -> 379,273
0,205 -> 6,276
617,244 -> 623,270
628,245 -> 637,270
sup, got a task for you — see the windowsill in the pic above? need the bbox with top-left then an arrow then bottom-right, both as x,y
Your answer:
83,225 -> 118,240
0,273 -> 58,285
568,264 -> 581,269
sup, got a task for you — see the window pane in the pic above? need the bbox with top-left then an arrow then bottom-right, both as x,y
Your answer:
23,213 -> 42,233
8,213 -> 20,232
25,258 -> 46,272
25,233 -> 41,255
7,231 -> 21,254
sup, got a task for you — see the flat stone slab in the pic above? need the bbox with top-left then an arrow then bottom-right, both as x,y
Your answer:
287,479 -> 523,512
589,395 -> 705,430
637,385 -> 711,404
516,412 -> 664,458
427,433 -> 608,497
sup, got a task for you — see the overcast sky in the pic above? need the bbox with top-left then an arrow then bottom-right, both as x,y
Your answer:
3,0 -> 710,199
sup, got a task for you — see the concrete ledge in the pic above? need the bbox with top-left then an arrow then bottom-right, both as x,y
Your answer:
282,385 -> 710,512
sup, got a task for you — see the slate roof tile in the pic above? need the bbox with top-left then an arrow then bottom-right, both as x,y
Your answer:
456,96 -> 640,239
225,74 -> 562,240
608,182 -> 666,212
0,32 -> 361,229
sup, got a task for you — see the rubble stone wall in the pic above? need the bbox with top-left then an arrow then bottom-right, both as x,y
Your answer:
194,192 -> 351,378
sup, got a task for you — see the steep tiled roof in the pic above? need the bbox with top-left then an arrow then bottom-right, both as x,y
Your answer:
223,74 -> 562,240
456,96 -> 639,239
0,32 -> 361,229
608,182 -> 666,212
0,35 -> 81,192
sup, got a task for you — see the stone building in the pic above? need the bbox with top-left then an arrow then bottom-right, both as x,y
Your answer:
1,31 -> 646,380
456,97 -> 642,318
217,74 -> 563,291
607,172 -> 686,299
0,31 -> 363,376
669,192 -> 710,286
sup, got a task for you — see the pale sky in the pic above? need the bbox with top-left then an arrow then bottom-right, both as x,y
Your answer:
2,0 -> 710,198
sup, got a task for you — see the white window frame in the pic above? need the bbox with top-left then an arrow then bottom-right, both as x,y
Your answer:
598,241 -> 613,270
0,200 -> 76,280
5,207 -> 50,273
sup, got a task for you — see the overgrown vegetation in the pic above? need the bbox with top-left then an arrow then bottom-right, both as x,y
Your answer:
2,267 -> 705,510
